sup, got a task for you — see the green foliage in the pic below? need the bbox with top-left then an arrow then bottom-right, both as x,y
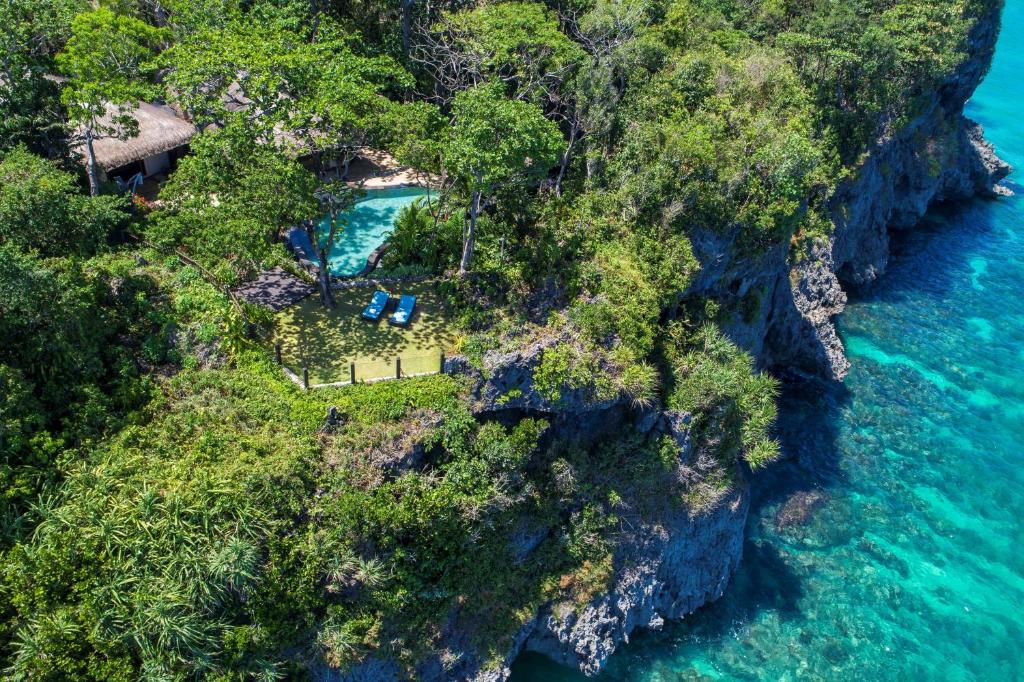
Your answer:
430,2 -> 586,102
445,80 -> 565,273
150,121 -> 319,284
668,323 -> 781,470
4,367 -> 318,680
56,8 -> 165,127
573,239 -> 695,358
0,146 -> 128,257
534,342 -> 594,404
446,81 -> 566,200
378,101 -> 447,171
382,198 -> 461,273
0,0 -> 81,154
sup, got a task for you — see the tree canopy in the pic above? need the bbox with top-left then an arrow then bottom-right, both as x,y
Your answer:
0,0 -> 993,677
56,7 -> 166,194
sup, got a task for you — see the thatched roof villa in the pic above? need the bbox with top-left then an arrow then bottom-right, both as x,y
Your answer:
73,102 -> 197,183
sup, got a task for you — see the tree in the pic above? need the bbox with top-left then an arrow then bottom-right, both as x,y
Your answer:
307,180 -> 361,308
413,2 -> 584,106
444,81 -> 564,275
55,8 -> 165,195
163,18 -> 300,130
285,25 -> 413,175
0,0 -> 80,156
153,120 -> 319,284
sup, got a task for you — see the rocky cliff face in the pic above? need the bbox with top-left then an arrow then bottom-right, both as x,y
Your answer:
450,350 -> 749,680
333,7 -> 1010,681
327,345 -> 750,682
521,484 -> 747,676
693,4 -> 1010,381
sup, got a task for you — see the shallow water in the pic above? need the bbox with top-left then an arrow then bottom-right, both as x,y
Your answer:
510,2 -> 1024,680
319,186 -> 432,275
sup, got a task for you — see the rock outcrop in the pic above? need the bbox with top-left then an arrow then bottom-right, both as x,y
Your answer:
690,3 -> 1010,381
329,5 -> 1010,681
521,484 -> 747,676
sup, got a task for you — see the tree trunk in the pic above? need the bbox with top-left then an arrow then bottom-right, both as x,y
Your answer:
310,0 -> 323,41
84,127 -> 100,196
459,189 -> 480,275
555,123 -> 579,198
318,249 -> 335,308
402,0 -> 414,56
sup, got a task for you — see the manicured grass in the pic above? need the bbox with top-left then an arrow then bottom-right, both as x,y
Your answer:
273,282 -> 457,385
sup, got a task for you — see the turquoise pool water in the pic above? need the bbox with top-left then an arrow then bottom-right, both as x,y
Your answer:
318,186 -> 433,276
511,2 -> 1024,680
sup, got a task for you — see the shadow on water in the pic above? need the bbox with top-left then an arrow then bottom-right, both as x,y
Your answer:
841,196 -> 1004,306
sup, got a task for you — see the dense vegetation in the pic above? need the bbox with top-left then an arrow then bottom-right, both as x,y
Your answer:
0,0 -> 994,677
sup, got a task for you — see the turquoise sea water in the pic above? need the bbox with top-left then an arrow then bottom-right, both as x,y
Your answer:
318,186 -> 432,275
511,3 -> 1024,680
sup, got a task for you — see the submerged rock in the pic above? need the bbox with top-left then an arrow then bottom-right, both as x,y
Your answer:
773,489 -> 828,531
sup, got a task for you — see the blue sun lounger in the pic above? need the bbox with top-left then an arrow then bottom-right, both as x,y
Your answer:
361,290 -> 390,321
389,294 -> 416,326
286,226 -> 318,270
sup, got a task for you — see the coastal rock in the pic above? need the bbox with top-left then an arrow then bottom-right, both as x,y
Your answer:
691,2 -> 1012,381
452,335 -> 628,418
522,484 -> 748,676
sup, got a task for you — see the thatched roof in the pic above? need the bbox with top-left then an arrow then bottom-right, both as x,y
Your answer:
74,102 -> 197,171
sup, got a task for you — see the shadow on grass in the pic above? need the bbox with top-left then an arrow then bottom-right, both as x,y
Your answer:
273,282 -> 457,384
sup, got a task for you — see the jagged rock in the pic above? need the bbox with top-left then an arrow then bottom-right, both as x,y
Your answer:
508,522 -> 550,565
523,484 -> 748,676
690,3 -> 1011,382
451,335 -> 627,417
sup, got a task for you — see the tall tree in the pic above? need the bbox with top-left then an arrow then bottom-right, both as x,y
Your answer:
163,18 -> 299,130
306,180 -> 361,309
55,8 -> 165,195
413,2 -> 584,106
285,24 -> 413,175
153,120 -> 319,284
444,81 -> 564,275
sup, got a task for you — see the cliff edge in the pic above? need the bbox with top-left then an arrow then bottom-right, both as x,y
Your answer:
684,1 -> 1010,382
330,4 -> 1010,681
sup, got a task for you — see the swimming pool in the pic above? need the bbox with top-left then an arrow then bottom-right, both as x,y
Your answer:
318,186 -> 433,276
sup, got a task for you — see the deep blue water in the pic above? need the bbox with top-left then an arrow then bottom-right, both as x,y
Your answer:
511,3 -> 1024,680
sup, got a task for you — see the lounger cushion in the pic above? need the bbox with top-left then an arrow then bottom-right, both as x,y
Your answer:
362,290 -> 390,320
389,294 -> 416,326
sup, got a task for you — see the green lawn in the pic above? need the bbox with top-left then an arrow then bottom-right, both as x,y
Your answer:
273,282 -> 457,385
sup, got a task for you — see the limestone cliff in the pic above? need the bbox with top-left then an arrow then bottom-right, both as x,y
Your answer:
329,5 -> 1010,681
697,3 -> 1011,381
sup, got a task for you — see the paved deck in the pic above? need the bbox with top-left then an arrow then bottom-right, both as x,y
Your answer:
233,267 -> 315,311
346,148 -> 440,189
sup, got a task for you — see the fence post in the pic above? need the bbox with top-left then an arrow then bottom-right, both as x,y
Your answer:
302,366 -> 309,390
439,350 -> 445,374
350,362 -> 356,384
396,357 -> 401,379
274,342 -> 282,365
